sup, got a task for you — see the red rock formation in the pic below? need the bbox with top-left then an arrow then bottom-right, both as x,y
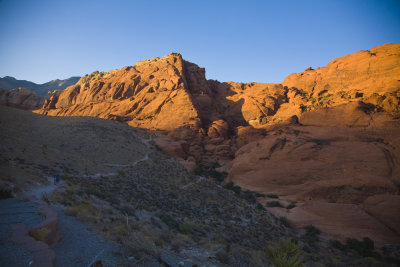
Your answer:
35,44 -> 400,245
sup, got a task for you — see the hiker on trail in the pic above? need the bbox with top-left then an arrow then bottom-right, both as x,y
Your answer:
54,174 -> 60,184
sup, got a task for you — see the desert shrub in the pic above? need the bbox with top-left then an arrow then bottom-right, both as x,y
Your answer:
302,225 -> 320,244
117,169 -> 125,176
338,90 -> 350,99
0,187 -> 13,199
279,216 -> 291,227
311,139 -> 330,146
209,170 -> 227,182
319,93 -> 333,102
122,231 -> 160,260
66,188 -> 75,195
30,227 -> 50,242
216,250 -> 230,264
65,204 -> 99,223
120,204 -> 135,215
193,167 -> 203,176
265,240 -> 304,267
304,225 -> 320,236
266,201 -> 284,208
257,203 -> 266,211
300,104 -> 310,113
286,202 -> 296,209
330,240 -> 346,250
224,182 -> 241,195
158,213 -> 178,229
41,192 -> 50,204
241,190 -> 257,203
345,237 -> 378,258
329,237 -> 380,258
297,89 -> 308,99
194,167 -> 227,182
178,221 -> 194,234
266,193 -> 279,199
224,181 -> 234,189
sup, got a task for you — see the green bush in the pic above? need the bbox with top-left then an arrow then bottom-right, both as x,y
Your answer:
279,216 -> 291,227
242,190 -> 257,203
330,240 -> 346,250
257,203 -> 266,210
255,192 -> 266,197
158,213 -> 178,229
179,221 -> 194,234
41,193 -> 50,204
193,167 -> 227,182
311,139 -> 330,146
215,250 -> 230,264
265,240 -> 304,267
266,193 -> 279,199
345,237 -> 378,258
224,182 -> 241,195
300,104 -> 310,113
297,89 -> 308,99
0,188 -> 12,199
286,202 -> 296,209
302,225 -> 320,244
266,201 -> 284,208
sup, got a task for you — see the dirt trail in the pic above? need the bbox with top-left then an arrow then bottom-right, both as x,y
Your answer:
0,176 -> 125,267
51,204 -> 123,267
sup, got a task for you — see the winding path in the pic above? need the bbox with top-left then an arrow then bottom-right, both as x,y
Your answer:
0,135 -> 154,266
1,177 -> 124,266
104,152 -> 149,168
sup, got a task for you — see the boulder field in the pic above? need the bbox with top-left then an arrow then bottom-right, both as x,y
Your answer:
35,44 -> 400,245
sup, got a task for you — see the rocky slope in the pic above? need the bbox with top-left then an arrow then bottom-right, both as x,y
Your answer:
0,76 -> 80,96
35,44 -> 400,246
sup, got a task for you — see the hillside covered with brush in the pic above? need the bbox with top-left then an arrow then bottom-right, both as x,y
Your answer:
4,105 -> 393,265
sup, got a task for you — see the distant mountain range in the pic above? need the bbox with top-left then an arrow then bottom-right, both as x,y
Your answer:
0,76 -> 80,96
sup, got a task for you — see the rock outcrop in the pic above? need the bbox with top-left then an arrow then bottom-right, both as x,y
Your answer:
0,87 -> 44,109
35,44 -> 400,245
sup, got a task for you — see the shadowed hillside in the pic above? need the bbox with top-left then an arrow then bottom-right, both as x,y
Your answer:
3,105 -> 393,265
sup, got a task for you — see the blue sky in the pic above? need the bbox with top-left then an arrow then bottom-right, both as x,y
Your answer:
0,0 -> 399,84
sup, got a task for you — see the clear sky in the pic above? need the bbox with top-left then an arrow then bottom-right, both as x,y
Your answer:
0,0 -> 399,84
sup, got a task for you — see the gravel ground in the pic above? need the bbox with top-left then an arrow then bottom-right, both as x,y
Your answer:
0,198 -> 44,267
0,179 -> 125,267
52,204 -> 124,267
